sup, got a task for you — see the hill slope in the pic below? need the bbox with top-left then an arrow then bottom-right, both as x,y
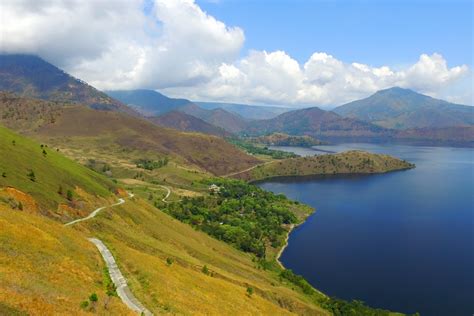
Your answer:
333,87 -> 474,129
232,151 -> 414,181
0,93 -> 259,176
106,89 -> 192,116
0,54 -> 135,115
196,101 -> 291,120
149,111 -> 231,137
0,124 -> 116,218
179,103 -> 249,133
246,106 -> 387,137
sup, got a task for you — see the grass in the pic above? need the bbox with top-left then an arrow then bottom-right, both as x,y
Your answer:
0,125 -> 116,213
0,205 -> 132,315
80,197 -> 330,315
233,150 -> 415,181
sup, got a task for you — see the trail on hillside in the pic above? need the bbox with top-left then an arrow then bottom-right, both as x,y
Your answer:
157,185 -> 171,202
64,192 -> 153,315
223,161 -> 273,178
64,193 -> 133,226
88,238 -> 153,316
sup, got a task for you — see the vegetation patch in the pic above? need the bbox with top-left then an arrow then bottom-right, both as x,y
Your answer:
228,138 -> 299,159
161,178 -> 311,258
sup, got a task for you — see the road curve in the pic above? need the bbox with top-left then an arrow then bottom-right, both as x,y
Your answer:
64,193 -> 134,226
88,238 -> 153,316
157,185 -> 171,202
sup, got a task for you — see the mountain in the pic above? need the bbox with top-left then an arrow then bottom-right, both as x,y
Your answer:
149,111 -> 231,137
196,101 -> 291,120
0,93 -> 259,176
333,87 -> 474,129
246,106 -> 388,137
178,103 -> 248,133
0,54 -> 135,115
106,89 -> 192,116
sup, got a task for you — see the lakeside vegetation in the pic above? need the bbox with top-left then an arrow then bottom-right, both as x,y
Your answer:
227,137 -> 299,159
161,178 -> 312,258
250,132 -> 326,147
232,150 -> 415,181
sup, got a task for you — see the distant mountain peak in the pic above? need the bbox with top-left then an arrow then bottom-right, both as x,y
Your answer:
374,86 -> 418,96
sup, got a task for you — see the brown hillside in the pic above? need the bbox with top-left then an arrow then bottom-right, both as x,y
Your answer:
0,93 -> 260,176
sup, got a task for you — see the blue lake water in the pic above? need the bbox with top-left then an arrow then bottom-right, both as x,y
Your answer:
260,143 -> 474,316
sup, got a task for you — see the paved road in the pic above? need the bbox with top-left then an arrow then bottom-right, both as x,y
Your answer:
64,193 -> 134,226
88,238 -> 153,316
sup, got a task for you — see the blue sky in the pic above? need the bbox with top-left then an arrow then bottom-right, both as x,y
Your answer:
197,0 -> 473,68
4,0 -> 471,106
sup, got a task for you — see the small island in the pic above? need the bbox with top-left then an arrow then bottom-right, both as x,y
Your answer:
231,150 -> 415,182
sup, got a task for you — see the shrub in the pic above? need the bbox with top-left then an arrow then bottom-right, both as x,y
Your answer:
89,293 -> 98,302
80,301 -> 89,309
27,170 -> 36,182
166,257 -> 174,266
246,286 -> 254,297
66,190 -> 73,201
202,265 -> 210,275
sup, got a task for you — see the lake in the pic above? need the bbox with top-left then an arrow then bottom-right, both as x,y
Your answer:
260,143 -> 474,316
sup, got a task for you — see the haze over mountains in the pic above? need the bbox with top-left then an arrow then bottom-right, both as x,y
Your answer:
1,54 -> 473,146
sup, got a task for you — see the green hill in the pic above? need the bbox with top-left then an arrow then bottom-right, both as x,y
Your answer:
231,151 -> 415,182
0,124 -> 116,215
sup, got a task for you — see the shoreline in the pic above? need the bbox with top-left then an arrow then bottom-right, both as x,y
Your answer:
276,224 -> 295,269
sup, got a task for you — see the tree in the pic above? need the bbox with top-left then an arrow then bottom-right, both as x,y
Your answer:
166,257 -> 174,266
202,265 -> 210,275
89,293 -> 98,311
27,170 -> 36,182
66,189 -> 73,201
246,286 -> 254,297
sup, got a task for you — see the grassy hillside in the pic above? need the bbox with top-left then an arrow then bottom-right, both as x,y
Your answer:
150,111 -> 231,137
0,94 -> 261,176
0,206 -> 133,315
0,124 -> 116,217
232,151 -> 415,181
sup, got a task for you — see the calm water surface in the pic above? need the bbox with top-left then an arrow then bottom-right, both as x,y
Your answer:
260,143 -> 473,316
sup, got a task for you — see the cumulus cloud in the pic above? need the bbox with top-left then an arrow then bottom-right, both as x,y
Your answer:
0,0 -> 471,106
163,51 -> 470,106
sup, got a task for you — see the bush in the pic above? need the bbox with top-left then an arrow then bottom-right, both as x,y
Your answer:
246,286 -> 254,297
166,257 -> 174,266
66,190 -> 73,201
80,301 -> 89,309
202,265 -> 210,275
89,293 -> 98,302
27,170 -> 36,182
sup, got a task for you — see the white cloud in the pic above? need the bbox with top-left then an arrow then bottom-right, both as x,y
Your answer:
0,0 -> 471,106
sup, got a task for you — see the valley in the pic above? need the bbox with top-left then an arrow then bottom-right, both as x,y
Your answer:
0,53 -> 469,316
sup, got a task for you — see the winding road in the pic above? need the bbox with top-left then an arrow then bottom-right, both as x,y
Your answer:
64,192 -> 134,226
64,192 -> 152,315
157,185 -> 171,202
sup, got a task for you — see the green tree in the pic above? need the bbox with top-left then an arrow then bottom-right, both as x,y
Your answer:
202,265 -> 210,275
66,189 -> 73,201
246,286 -> 254,297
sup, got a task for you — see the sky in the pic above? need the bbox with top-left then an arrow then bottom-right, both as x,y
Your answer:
0,0 -> 472,107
